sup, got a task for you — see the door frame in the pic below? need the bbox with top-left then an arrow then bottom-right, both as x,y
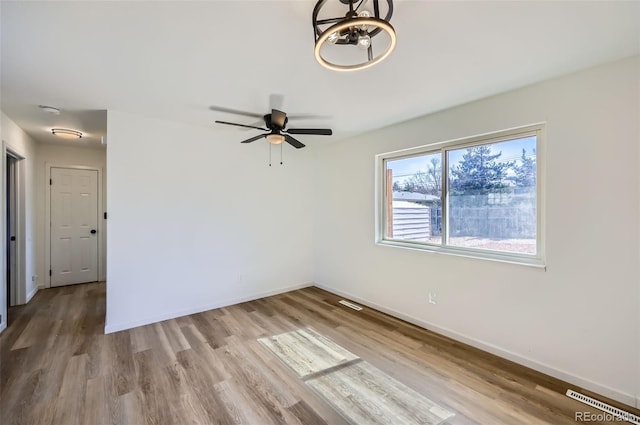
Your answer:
5,148 -> 25,306
6,152 -> 20,306
45,163 -> 104,288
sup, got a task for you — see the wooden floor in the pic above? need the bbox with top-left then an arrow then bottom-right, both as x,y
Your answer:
1,282 -> 638,424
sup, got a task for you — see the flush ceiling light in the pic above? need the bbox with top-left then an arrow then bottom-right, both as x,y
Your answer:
312,0 -> 396,72
51,128 -> 83,139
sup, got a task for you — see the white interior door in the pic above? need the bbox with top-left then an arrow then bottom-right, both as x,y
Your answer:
50,167 -> 99,287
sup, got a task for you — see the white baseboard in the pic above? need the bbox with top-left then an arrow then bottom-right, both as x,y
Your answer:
0,321 -> 6,334
26,286 -> 39,303
314,283 -> 637,409
104,282 -> 313,334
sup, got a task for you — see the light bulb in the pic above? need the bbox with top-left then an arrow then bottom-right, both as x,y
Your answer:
358,10 -> 372,30
357,33 -> 371,50
326,31 -> 339,44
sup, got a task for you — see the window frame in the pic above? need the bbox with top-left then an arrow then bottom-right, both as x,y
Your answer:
376,123 -> 545,268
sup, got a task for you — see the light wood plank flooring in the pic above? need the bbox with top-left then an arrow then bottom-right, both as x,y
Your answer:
1,282 -> 637,424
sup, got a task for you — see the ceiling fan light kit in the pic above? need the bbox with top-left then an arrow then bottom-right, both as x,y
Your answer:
214,108 -> 332,150
312,0 -> 396,72
266,134 -> 285,145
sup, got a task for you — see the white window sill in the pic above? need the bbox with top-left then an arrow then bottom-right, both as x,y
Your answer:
377,239 -> 546,270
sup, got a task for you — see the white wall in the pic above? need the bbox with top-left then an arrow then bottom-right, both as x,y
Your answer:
105,110 -> 314,332
35,144 -> 106,287
313,56 -> 640,407
1,112 -> 38,330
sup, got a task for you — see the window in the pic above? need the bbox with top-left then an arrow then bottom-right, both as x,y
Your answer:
378,125 -> 544,266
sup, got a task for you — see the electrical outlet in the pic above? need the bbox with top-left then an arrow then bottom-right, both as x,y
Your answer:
428,292 -> 437,305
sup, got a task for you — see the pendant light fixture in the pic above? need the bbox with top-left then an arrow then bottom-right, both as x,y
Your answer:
312,0 -> 396,72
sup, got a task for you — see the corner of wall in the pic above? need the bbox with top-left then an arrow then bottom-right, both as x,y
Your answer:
26,286 -> 38,303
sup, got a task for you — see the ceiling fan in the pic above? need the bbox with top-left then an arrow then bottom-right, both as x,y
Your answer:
213,108 -> 332,149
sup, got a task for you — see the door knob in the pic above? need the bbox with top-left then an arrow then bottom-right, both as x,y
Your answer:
90,229 -> 97,234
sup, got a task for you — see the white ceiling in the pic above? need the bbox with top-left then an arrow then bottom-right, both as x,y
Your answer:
2,1 -> 639,149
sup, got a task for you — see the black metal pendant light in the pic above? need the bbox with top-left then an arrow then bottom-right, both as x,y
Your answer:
312,0 -> 396,71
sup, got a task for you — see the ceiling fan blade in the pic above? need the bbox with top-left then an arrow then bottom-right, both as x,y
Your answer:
215,120 -> 267,131
209,106 -> 263,118
287,128 -> 333,136
240,134 -> 266,144
286,114 -> 331,120
271,109 -> 287,129
284,134 -> 305,149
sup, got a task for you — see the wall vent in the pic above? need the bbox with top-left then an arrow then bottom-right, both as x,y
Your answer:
566,389 -> 639,424
338,300 -> 363,311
